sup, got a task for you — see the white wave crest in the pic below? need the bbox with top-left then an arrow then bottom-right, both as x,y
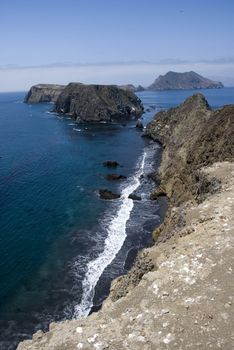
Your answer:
73,151 -> 146,319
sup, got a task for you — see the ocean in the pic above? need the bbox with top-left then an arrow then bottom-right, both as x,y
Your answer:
0,87 -> 233,349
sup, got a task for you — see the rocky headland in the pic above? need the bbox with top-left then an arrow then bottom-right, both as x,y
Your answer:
24,84 -> 65,103
148,71 -> 224,90
53,83 -> 144,122
18,94 -> 234,349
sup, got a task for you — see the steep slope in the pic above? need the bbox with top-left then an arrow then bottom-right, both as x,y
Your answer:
148,71 -> 224,90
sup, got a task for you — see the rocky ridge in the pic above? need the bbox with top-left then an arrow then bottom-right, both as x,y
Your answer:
24,84 -> 65,103
17,94 -> 234,349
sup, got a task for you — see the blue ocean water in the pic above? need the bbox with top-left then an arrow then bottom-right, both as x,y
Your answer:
0,87 -> 233,348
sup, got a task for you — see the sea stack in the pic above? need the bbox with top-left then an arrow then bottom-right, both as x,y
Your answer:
24,84 -> 65,103
53,83 -> 144,122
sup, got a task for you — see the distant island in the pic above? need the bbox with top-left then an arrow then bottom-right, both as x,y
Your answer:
119,71 -> 224,92
148,71 -> 224,90
25,83 -> 143,122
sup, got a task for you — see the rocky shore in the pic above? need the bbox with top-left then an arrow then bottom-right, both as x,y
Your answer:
17,94 -> 234,349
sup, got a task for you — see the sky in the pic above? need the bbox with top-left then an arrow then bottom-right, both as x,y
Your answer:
0,0 -> 234,91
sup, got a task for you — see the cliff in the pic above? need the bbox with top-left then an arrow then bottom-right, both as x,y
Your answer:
53,83 -> 144,122
145,93 -> 233,205
17,95 -> 234,350
24,84 -> 65,103
148,71 -> 224,90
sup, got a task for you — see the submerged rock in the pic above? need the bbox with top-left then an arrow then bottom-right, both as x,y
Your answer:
99,189 -> 120,200
103,160 -> 120,168
24,84 -> 65,103
105,174 -> 126,181
136,120 -> 144,129
53,83 -> 144,122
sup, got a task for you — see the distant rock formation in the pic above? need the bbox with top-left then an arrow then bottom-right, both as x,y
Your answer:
118,84 -> 145,92
148,71 -> 224,90
53,83 -> 144,122
24,84 -> 65,103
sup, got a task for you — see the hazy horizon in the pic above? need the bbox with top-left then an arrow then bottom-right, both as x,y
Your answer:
1,0 -> 234,92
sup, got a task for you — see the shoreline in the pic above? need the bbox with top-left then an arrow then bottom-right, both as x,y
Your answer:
17,93 -> 234,349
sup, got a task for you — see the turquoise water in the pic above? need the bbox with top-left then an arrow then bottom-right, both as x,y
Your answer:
0,88 -> 233,348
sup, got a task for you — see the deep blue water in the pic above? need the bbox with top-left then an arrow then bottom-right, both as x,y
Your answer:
0,87 -> 233,349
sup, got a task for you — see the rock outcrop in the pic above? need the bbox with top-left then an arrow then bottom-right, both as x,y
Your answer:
53,83 -> 144,122
148,71 -> 224,90
99,189 -> 120,200
118,84 -> 145,92
24,84 -> 65,103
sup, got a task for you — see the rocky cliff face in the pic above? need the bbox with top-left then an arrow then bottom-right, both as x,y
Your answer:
148,71 -> 224,90
53,83 -> 144,122
145,93 -> 233,205
17,94 -> 234,350
24,84 -> 65,103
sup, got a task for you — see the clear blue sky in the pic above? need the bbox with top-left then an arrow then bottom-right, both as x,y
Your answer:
0,0 -> 234,91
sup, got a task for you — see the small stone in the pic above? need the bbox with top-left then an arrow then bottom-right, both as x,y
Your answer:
161,309 -> 170,314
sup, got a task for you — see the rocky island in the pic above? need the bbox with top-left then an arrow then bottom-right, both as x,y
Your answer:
17,94 -> 234,349
148,71 -> 224,90
24,84 -> 65,103
53,83 -> 144,122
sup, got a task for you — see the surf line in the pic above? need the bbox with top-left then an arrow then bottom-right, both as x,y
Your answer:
73,151 -> 147,319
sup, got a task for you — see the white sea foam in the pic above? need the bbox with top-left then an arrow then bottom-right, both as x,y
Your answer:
73,151 -> 146,319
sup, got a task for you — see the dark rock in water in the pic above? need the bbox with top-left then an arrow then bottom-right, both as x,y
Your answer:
99,189 -> 121,200
148,71 -> 224,90
136,120 -> 144,129
54,83 -> 144,122
103,160 -> 120,168
24,84 -> 65,103
105,174 -> 126,181
128,193 -> 141,200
